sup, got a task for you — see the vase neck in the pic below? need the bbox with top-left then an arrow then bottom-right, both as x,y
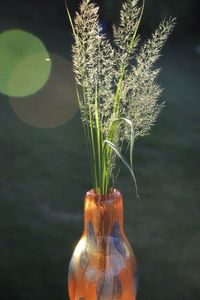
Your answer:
83,189 -> 124,238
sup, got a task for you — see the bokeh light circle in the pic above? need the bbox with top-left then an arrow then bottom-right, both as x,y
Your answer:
9,54 -> 79,128
0,29 -> 51,97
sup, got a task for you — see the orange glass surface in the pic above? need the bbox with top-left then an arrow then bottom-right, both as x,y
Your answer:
68,189 -> 137,300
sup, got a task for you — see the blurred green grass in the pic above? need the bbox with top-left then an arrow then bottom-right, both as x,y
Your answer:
0,36 -> 200,300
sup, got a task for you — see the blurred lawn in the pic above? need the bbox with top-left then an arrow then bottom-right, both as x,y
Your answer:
0,35 -> 200,300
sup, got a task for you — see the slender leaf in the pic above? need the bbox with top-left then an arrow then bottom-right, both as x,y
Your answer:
65,1 -> 76,36
104,140 -> 139,199
121,117 -> 135,169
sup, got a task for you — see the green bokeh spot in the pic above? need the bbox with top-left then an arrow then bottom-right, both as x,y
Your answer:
0,29 -> 51,97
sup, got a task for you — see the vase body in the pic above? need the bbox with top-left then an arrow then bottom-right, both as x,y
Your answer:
68,189 -> 137,300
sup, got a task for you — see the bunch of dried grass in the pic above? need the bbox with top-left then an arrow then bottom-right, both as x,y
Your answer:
66,0 -> 176,196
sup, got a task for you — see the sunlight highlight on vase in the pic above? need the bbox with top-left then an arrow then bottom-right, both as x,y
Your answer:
0,29 -> 51,97
9,54 -> 79,128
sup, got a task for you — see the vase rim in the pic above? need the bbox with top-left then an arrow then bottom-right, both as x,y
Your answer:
86,188 -> 122,203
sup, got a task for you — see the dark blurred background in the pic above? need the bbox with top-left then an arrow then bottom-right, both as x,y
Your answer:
0,0 -> 200,300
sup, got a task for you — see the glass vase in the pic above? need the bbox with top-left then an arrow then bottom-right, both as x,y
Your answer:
68,189 -> 137,300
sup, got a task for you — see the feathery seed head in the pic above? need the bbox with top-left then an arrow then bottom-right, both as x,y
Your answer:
69,0 -> 176,195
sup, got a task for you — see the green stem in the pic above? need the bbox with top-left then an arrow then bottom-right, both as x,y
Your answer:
79,87 -> 96,189
89,110 -> 98,191
94,83 -> 102,194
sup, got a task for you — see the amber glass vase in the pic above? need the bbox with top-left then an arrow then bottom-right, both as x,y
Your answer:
68,189 -> 137,300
